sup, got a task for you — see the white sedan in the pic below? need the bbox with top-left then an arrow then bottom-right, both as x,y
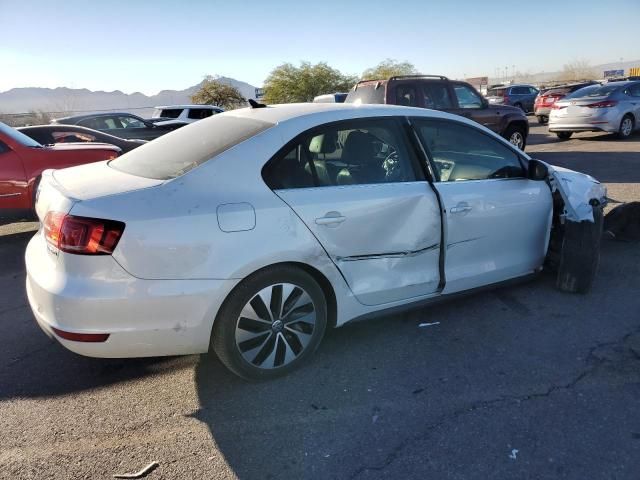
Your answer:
26,103 -> 606,380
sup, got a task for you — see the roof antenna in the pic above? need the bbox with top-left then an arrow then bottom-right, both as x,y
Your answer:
248,99 -> 267,109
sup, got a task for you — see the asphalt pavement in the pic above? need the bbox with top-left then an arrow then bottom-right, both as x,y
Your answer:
1,123 -> 639,479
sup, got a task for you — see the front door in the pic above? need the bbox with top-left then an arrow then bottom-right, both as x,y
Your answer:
449,82 -> 500,132
0,142 -> 29,219
412,117 -> 552,293
265,117 -> 442,306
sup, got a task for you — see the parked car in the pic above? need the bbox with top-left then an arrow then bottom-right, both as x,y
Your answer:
485,84 -> 539,113
534,82 -> 598,124
150,105 -> 224,124
18,124 -> 146,153
549,80 -> 640,139
345,75 -> 529,149
26,104 -> 606,380
52,112 -> 180,140
313,93 -> 348,103
0,122 -> 120,222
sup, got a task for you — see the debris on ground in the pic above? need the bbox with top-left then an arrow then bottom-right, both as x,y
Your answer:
604,202 -> 640,241
113,462 -> 159,479
419,322 -> 440,328
509,449 -> 519,460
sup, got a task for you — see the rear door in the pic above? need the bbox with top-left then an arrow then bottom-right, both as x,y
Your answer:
264,117 -> 442,306
412,117 -> 552,293
0,141 -> 29,214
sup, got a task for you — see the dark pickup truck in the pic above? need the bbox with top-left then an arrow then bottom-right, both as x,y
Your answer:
345,75 -> 529,150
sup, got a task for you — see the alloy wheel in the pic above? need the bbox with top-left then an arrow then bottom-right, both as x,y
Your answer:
621,117 -> 633,137
509,131 -> 524,149
234,283 -> 316,369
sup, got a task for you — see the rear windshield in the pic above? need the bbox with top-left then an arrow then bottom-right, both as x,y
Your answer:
565,84 -> 621,99
487,88 -> 506,97
109,115 -> 273,180
345,83 -> 386,104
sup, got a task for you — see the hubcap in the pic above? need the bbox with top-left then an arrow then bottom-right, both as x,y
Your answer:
622,118 -> 633,136
510,132 -> 524,149
235,283 -> 316,369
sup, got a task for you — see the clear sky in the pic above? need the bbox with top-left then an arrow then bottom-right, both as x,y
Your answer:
1,0 -> 638,94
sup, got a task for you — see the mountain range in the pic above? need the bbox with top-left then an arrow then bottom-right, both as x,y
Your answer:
0,76 -> 257,116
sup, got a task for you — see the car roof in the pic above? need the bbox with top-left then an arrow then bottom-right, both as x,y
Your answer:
154,105 -> 222,109
54,112 -> 145,122
223,102 -> 475,125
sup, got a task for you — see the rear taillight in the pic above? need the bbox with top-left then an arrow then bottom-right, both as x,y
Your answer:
44,212 -> 125,255
586,100 -> 617,108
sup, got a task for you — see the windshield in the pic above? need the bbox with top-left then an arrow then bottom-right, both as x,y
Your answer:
109,114 -> 274,180
565,84 -> 621,99
0,122 -> 42,148
345,82 -> 386,104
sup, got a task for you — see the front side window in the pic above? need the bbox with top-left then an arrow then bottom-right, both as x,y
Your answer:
453,84 -> 483,108
413,119 -> 524,182
263,118 -> 418,189
118,116 -> 146,129
0,122 -> 42,148
423,83 -> 453,109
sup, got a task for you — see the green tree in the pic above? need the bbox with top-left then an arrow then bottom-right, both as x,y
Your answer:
191,76 -> 246,110
362,59 -> 418,79
263,62 -> 357,104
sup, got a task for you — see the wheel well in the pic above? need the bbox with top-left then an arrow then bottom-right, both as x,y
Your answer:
507,119 -> 528,134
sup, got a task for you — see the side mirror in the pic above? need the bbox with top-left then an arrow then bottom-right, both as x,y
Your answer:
528,159 -> 548,181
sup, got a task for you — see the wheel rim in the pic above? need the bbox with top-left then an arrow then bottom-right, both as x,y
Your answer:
621,118 -> 633,137
235,283 -> 316,369
509,131 -> 524,149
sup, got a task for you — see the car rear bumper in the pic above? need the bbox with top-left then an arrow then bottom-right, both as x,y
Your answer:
534,107 -> 551,116
549,109 -> 620,133
548,122 -> 617,133
25,232 -> 239,358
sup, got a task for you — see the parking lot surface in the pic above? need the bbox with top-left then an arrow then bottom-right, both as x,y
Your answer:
1,123 -> 639,479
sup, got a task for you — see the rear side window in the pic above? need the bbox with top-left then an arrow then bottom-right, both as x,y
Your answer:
423,83 -> 453,109
159,109 -> 183,119
263,118 -> 418,189
52,131 -> 97,143
413,119 -> 524,182
345,83 -> 386,104
110,115 -> 273,180
395,85 -> 417,106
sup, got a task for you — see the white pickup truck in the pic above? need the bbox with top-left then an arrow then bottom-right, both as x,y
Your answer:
150,105 -> 224,125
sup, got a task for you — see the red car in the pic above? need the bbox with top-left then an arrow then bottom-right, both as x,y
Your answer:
0,122 -> 120,223
534,81 -> 598,124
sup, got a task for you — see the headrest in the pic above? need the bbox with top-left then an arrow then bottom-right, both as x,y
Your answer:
342,130 -> 377,164
308,131 -> 337,154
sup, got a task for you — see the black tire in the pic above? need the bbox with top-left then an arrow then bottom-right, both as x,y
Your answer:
503,124 -> 527,150
30,175 -> 42,219
556,207 -> 603,294
556,132 -> 573,140
617,114 -> 635,139
537,115 -> 548,125
211,265 -> 327,380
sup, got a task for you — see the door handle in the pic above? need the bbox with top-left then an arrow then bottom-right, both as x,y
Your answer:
450,203 -> 472,214
315,213 -> 346,225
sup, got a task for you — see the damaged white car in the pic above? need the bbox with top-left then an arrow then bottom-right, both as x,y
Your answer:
25,103 -> 606,379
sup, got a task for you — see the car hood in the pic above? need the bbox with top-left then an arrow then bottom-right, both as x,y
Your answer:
542,162 -> 607,222
45,142 -> 121,152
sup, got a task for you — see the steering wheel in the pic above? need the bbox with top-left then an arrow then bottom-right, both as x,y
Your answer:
382,148 -> 402,181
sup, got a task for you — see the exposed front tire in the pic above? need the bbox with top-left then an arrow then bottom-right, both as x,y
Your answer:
617,114 -> 635,139
504,124 -> 527,150
556,132 -> 573,140
211,265 -> 327,380
556,207 -> 604,294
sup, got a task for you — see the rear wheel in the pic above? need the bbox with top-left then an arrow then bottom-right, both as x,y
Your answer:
618,114 -> 634,139
556,207 -> 603,294
504,125 -> 526,150
211,265 -> 327,380
556,132 -> 573,140
537,115 -> 548,125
